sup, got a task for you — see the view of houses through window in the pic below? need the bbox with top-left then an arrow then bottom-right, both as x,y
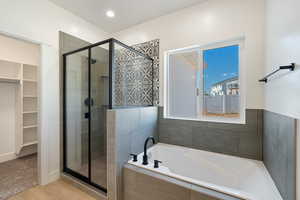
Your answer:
166,42 -> 241,121
203,45 -> 240,118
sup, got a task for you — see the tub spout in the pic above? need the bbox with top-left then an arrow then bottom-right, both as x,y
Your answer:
143,137 -> 156,165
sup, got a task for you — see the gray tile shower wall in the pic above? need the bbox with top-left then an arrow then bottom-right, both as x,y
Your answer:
158,107 -> 263,160
107,107 -> 158,200
263,110 -> 297,200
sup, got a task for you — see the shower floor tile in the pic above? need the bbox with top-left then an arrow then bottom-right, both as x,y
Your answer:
0,154 -> 38,200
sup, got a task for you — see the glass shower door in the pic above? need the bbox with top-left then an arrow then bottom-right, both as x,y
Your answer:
63,38 -> 153,192
64,44 -> 108,192
64,50 -> 89,179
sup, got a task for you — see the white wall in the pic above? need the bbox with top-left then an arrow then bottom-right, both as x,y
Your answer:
0,34 -> 40,163
39,44 -> 60,183
112,0 -> 265,109
0,0 -> 108,48
265,0 -> 300,120
0,0 -> 109,185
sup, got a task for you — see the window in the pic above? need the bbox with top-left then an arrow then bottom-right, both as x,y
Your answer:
164,40 -> 245,123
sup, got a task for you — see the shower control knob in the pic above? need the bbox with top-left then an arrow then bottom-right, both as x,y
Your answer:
154,160 -> 162,168
130,154 -> 138,162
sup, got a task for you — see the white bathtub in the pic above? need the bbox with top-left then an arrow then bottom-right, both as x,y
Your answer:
128,143 -> 282,200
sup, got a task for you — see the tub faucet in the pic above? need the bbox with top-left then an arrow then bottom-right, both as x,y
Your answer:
143,137 -> 156,165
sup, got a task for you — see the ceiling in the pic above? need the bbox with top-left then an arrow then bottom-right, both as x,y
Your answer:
49,0 -> 205,33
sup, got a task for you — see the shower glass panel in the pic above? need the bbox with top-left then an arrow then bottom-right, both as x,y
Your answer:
65,50 -> 89,178
63,39 -> 153,192
90,43 -> 109,188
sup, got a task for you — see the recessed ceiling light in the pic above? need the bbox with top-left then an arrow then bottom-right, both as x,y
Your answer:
106,10 -> 115,18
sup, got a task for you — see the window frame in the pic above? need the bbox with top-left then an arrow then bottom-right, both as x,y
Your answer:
164,38 -> 246,124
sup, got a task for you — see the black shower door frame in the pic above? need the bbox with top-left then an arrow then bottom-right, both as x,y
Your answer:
62,38 -> 154,192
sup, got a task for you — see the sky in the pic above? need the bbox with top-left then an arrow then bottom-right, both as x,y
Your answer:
203,45 -> 239,93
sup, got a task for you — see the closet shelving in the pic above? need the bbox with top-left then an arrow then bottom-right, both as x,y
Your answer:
0,59 -> 39,154
0,60 -> 21,83
21,64 -> 38,152
0,76 -> 20,83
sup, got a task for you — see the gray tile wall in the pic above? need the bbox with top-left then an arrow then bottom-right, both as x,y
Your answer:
158,107 -> 263,160
107,107 -> 158,200
263,110 -> 297,200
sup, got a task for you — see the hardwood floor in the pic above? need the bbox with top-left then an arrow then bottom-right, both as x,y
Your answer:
8,179 -> 99,200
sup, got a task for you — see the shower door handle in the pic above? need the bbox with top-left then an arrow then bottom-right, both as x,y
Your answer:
84,112 -> 90,119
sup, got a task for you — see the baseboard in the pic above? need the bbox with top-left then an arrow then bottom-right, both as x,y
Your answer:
0,152 -> 17,163
48,170 -> 60,183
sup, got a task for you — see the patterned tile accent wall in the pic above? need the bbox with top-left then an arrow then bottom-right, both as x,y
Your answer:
113,39 -> 160,107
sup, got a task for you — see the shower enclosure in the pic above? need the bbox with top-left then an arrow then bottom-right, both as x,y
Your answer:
63,38 -> 154,192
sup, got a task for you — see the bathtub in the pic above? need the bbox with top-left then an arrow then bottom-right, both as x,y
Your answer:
127,143 -> 282,200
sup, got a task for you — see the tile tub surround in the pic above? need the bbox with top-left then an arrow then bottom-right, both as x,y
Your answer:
107,107 -> 158,200
124,165 -> 225,200
263,111 -> 297,200
158,107 -> 263,160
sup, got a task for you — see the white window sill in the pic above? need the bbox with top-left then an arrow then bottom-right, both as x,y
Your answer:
163,116 -> 246,125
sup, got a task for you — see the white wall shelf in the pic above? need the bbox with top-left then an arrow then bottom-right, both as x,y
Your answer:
0,60 -> 21,81
23,95 -> 37,98
22,141 -> 38,147
23,125 -> 38,129
0,76 -> 21,83
23,111 -> 38,114
23,81 -> 37,97
23,79 -> 37,82
23,64 -> 37,80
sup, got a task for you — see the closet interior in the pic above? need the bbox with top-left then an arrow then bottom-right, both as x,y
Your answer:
0,34 -> 40,200
0,60 -> 39,154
